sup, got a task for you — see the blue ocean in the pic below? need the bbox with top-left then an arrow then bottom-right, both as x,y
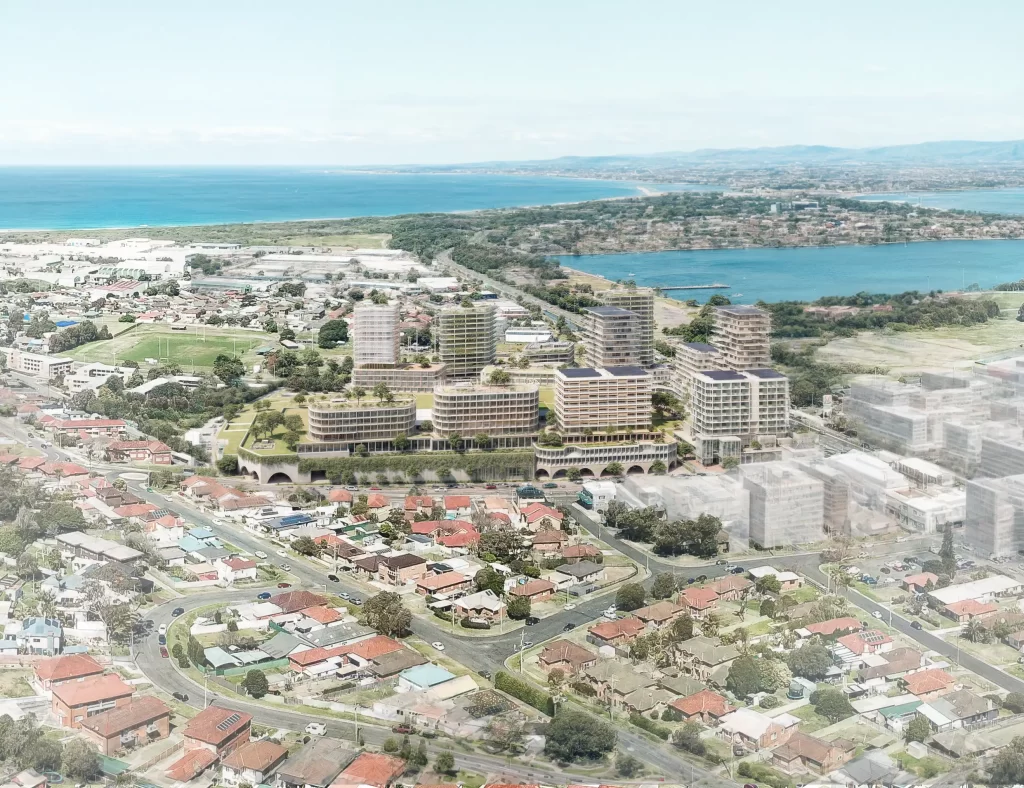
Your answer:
0,168 -> 710,230
859,187 -> 1024,215
560,240 -> 1024,303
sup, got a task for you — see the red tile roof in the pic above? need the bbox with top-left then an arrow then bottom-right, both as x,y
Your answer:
669,689 -> 734,718
79,696 -> 170,737
366,493 -> 388,508
443,495 -> 471,509
34,653 -> 105,683
114,503 -> 159,518
183,705 -> 252,745
270,590 -> 328,614
588,617 -> 645,641
903,668 -> 956,696
523,503 -> 562,523
562,544 -> 600,559
532,529 -> 568,545
347,635 -> 404,661
837,629 -> 893,655
301,606 -> 342,624
108,440 -> 171,452
223,557 -> 257,571
338,752 -> 407,788
405,496 -> 434,509
680,587 -> 719,610
328,489 -> 354,503
221,739 -> 288,772
52,674 -> 133,707
416,572 -> 468,592
437,529 -> 480,548
945,600 -> 998,617
54,418 -> 126,429
509,579 -> 555,597
904,572 -> 939,589
166,748 -> 218,781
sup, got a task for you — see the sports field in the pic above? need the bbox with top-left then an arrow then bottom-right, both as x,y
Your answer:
65,325 -> 270,372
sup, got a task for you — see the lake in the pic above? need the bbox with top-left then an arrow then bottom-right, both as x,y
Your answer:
559,240 -> 1024,303
0,168 -> 712,231
860,187 -> 1024,215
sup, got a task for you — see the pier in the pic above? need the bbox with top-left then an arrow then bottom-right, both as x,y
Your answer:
655,283 -> 730,290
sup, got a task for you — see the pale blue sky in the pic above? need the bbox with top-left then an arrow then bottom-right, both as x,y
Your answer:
2,0 -> 1022,165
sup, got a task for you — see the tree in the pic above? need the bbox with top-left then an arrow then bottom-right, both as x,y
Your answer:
605,462 -> 624,477
939,526 -> 957,578
811,687 -> 855,723
213,354 -> 245,384
756,658 -> 791,693
670,721 -> 706,756
905,714 -> 931,743
474,566 -> 506,597
487,368 -> 512,385
15,552 -> 38,580
318,319 -> 349,349
61,737 -> 102,782
361,592 -> 412,637
484,715 -> 525,753
543,709 -> 616,762
964,618 -> 990,643
755,575 -> 782,595
447,432 -> 463,451
435,750 -> 455,774
1005,693 -> 1024,714
665,614 -> 694,644
372,381 -> 395,404
615,582 -> 646,612
506,596 -> 531,620
759,598 -> 777,619
649,460 -> 667,475
726,655 -> 761,698
651,573 -> 677,600
473,433 -> 491,450
393,432 -> 410,451
700,615 -> 720,637
787,644 -> 833,680
990,736 -> 1024,785
241,669 -> 269,699
616,753 -> 643,778
292,536 -> 321,557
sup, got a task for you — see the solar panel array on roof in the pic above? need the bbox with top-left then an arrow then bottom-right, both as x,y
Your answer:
280,514 -> 311,525
584,305 -> 634,316
216,713 -> 242,731
861,631 -> 887,644
560,368 -> 602,378
702,370 -> 746,381
605,365 -> 648,377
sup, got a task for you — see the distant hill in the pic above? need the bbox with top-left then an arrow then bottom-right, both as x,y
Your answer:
376,140 -> 1024,172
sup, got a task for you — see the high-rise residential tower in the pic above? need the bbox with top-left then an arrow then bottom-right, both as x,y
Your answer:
581,306 -> 640,367
353,302 -> 400,367
711,305 -> 772,370
436,303 -> 498,380
599,288 -> 655,367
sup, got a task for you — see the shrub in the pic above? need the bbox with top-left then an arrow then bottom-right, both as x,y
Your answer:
495,671 -> 554,716
759,695 -> 781,709
628,712 -> 670,740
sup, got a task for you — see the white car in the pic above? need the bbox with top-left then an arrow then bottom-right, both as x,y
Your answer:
872,611 -> 883,619
305,722 -> 327,736
158,624 -> 167,635
281,564 -> 292,572
276,549 -> 287,558
254,551 -> 268,560
563,603 -> 577,610
431,641 -> 446,651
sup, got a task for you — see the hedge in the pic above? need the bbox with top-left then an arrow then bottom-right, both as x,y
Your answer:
297,451 -> 536,481
738,760 -> 792,788
628,712 -> 670,740
495,671 -> 555,716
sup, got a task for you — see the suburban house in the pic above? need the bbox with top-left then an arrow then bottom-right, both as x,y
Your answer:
800,617 -> 863,638
554,560 -> 605,586
269,591 -> 328,615
217,557 -> 258,583
718,707 -> 800,751
508,578 -> 556,603
903,573 -> 939,593
377,553 -> 428,586
917,689 -> 999,732
105,440 -> 173,465
587,617 -> 646,648
668,689 -> 735,725
16,617 -> 63,655
943,600 -> 998,623
706,574 -> 753,601
520,502 -> 563,532
772,732 -> 856,775
404,495 -> 434,516
443,495 -> 472,518
582,661 -> 659,709
220,740 -> 289,787
561,544 -> 601,563
453,590 -> 505,622
33,653 -> 104,692
672,636 -> 740,686
51,673 -> 134,729
415,571 -> 471,597
634,600 -> 686,630
335,752 -> 407,788
901,668 -> 956,701
537,640 -> 598,675
182,706 -> 252,756
78,695 -> 171,755
365,493 -> 390,518
679,587 -> 719,620
857,648 -> 925,682
531,529 -> 568,554
276,737 -> 353,788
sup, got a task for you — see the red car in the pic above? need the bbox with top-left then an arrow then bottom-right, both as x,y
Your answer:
159,646 -> 169,659
391,724 -> 414,734
370,486 -> 381,490
278,582 -> 291,588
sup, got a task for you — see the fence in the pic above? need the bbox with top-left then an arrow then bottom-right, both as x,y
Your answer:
133,740 -> 183,772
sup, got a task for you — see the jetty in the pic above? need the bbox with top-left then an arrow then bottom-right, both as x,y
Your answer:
656,283 -> 730,291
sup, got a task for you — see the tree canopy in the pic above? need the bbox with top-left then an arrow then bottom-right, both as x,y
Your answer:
543,709 -> 616,762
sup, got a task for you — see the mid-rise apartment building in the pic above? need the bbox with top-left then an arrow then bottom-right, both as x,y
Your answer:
581,306 -> 640,367
965,474 -> 1024,558
436,304 -> 497,380
522,340 -> 576,365
306,399 -> 416,444
6,349 -> 73,380
711,305 -> 772,370
432,384 -> 540,442
689,369 -> 790,464
352,302 -> 401,366
555,366 -> 652,435
599,288 -> 655,367
740,462 -> 824,548
351,362 -> 446,393
672,342 -> 723,398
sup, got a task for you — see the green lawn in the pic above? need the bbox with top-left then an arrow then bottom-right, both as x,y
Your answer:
65,324 -> 270,371
789,704 -> 831,733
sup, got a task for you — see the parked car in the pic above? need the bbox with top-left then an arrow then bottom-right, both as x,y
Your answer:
479,670 -> 492,680
350,598 -> 363,606
431,642 -> 446,651
392,725 -> 414,734
158,634 -> 166,646
281,565 -> 292,572
911,621 -> 923,630
305,722 -> 327,736
339,592 -> 351,599
255,551 -> 268,560
159,647 -> 169,658
257,592 -> 271,600
525,616 -> 539,626
276,550 -> 287,558
345,485 -> 358,491
158,624 -> 167,635
872,611 -> 883,619
277,582 -> 292,588
716,559 -> 729,565
562,622 -> 576,631
171,607 -> 184,617
370,486 -> 381,491
543,482 -> 558,489
485,484 -> 497,490
172,692 -> 189,702
327,574 -> 340,582
730,566 -> 745,574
